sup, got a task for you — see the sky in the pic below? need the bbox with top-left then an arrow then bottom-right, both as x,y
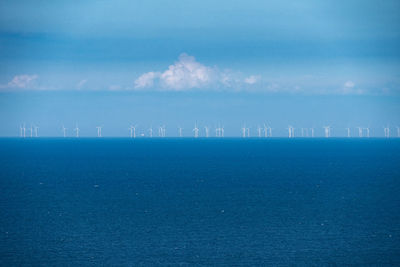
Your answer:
0,0 -> 400,137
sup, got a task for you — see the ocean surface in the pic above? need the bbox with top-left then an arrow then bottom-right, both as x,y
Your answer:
0,138 -> 400,266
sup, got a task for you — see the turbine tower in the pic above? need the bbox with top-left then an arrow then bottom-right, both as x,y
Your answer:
357,127 -> 363,138
241,126 -> 246,138
345,127 -> 351,138
129,125 -> 137,138
287,126 -> 294,138
204,126 -> 209,138
310,128 -> 314,138
257,126 -> 262,138
364,127 -> 370,138
193,124 -> 199,138
263,124 -> 268,137
29,125 -> 33,137
96,126 -> 102,137
397,126 -> 400,138
34,125 -> 39,137
74,124 -> 80,138
323,126 -> 331,138
178,127 -> 183,137
62,125 -> 67,138
384,127 -> 390,138
148,127 -> 153,138
246,127 -> 250,137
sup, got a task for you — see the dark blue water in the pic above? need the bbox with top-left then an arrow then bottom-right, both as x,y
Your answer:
0,138 -> 399,266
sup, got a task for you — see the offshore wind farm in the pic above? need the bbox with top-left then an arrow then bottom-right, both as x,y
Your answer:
1,0 -> 400,266
16,123 -> 400,138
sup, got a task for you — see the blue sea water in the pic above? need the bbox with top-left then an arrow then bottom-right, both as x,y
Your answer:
0,138 -> 400,266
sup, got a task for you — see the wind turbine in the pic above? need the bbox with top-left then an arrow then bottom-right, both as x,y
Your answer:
246,127 -> 250,137
34,125 -> 39,137
178,127 -> 183,137
397,126 -> 400,138
96,126 -> 102,137
62,125 -> 67,138
364,127 -> 370,138
257,126 -> 262,138
23,124 -> 26,138
193,123 -> 199,138
74,124 -> 80,137
345,127 -> 351,138
148,127 -> 153,138
162,125 -> 166,137
29,125 -> 33,137
357,127 -> 363,138
310,127 -> 314,138
263,124 -> 268,137
129,125 -> 137,138
287,126 -> 294,138
384,126 -> 390,138
204,126 -> 209,138
323,126 -> 331,138
241,126 -> 246,138
220,125 -> 224,137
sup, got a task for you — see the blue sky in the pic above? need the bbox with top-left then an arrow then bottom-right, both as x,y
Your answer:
0,0 -> 399,136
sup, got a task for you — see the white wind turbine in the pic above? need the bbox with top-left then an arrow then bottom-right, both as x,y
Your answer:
148,127 -> 153,138
220,125 -> 225,137
241,126 -> 246,138
162,125 -> 166,137
23,123 -> 26,138
263,124 -> 268,137
397,126 -> 400,138
216,124 -> 223,137
178,127 -> 183,137
384,126 -> 390,138
96,126 -> 102,137
29,125 -> 33,137
357,127 -> 363,138
310,127 -> 314,138
204,126 -> 209,138
287,126 -> 294,138
323,126 -> 331,138
345,127 -> 351,138
246,127 -> 250,137
34,125 -> 39,137
129,125 -> 137,138
257,126 -> 262,138
62,125 -> 67,138
193,124 -> 199,138
364,127 -> 370,138
74,124 -> 80,138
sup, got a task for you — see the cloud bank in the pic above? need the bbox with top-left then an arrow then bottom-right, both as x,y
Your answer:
134,53 -> 259,91
0,74 -> 38,90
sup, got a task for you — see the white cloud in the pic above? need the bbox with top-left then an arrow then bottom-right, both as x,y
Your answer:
1,74 -> 38,89
134,53 -> 259,91
135,54 -> 214,90
344,81 -> 355,88
244,75 -> 260,85
339,80 -> 364,94
134,71 -> 160,89
76,79 -> 88,89
160,53 -> 213,90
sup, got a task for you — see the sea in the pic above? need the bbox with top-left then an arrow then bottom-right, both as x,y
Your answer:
0,138 -> 399,266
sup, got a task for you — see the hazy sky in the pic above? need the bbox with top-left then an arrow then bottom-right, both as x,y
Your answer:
0,0 -> 399,136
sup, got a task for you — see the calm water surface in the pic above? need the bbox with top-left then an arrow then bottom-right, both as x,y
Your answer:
0,138 -> 399,266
